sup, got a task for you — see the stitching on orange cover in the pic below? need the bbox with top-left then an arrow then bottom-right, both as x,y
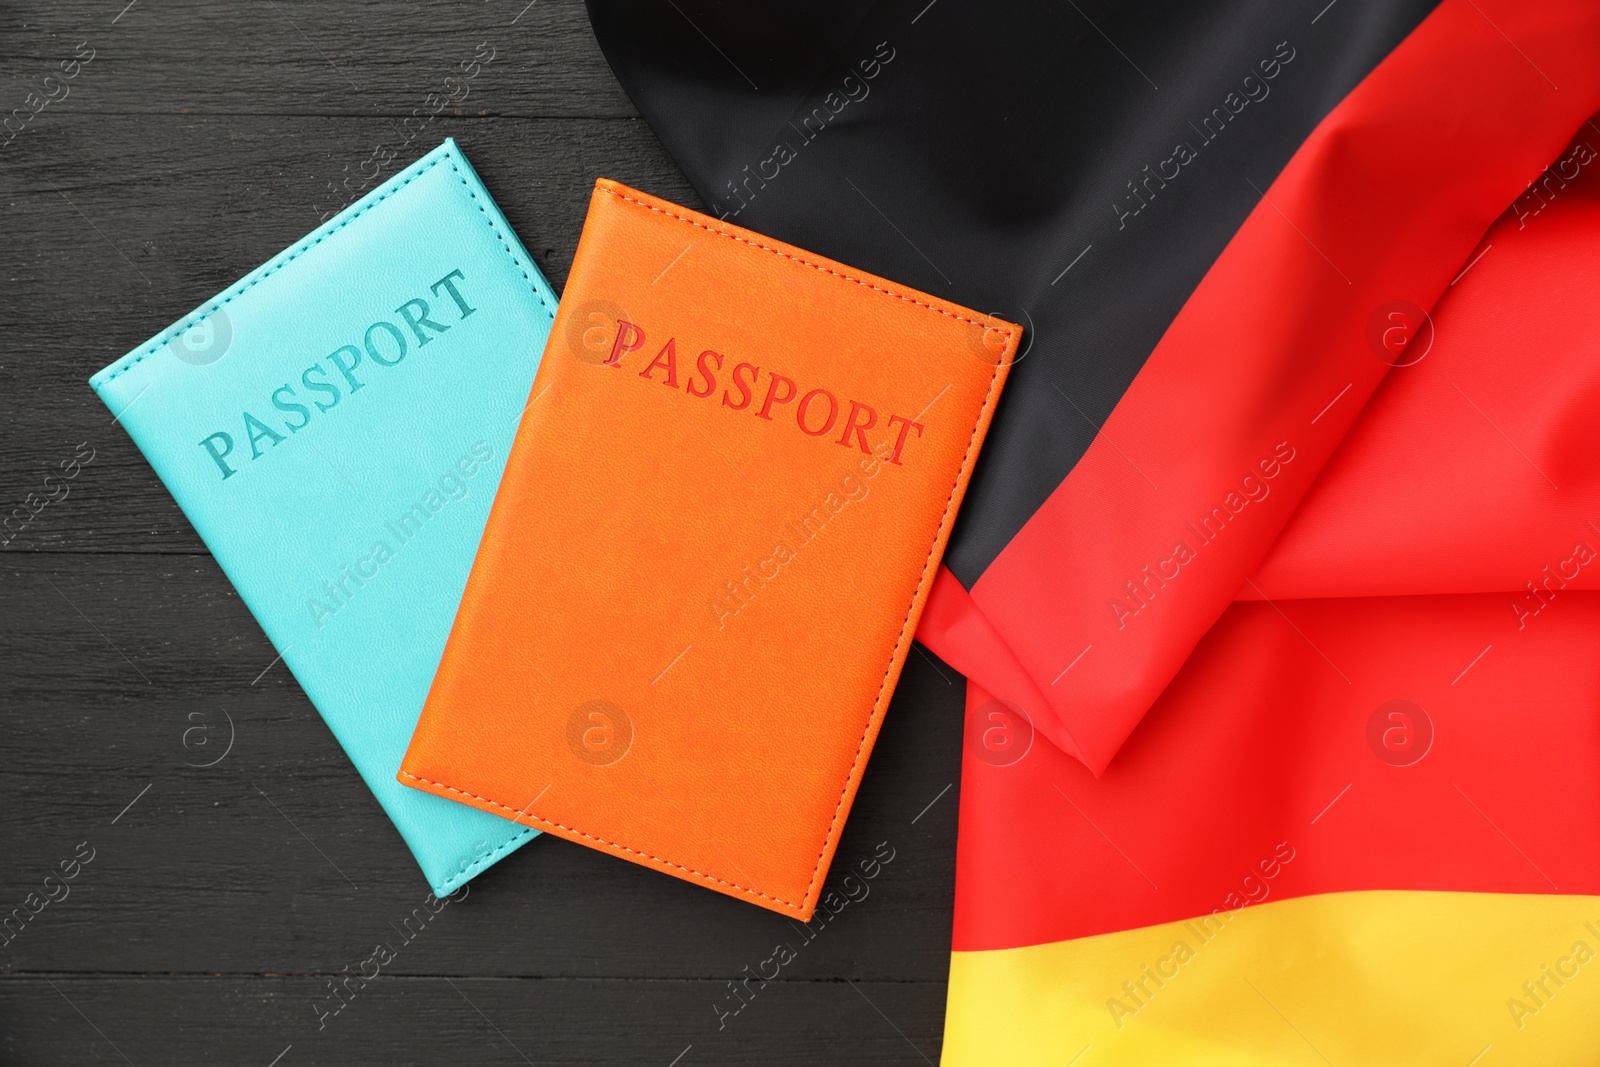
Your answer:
407,186 -> 1012,914
398,770 -> 804,907
599,187 -> 1015,338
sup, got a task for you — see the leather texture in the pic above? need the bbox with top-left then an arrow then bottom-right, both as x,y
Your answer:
89,139 -> 555,896
400,179 -> 1016,918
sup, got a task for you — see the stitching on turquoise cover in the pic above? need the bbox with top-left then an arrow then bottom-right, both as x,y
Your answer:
436,823 -> 541,896
98,145 -> 554,385
96,143 -> 555,883
443,159 -> 554,318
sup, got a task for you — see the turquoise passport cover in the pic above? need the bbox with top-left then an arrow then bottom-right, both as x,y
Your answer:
89,140 -> 552,894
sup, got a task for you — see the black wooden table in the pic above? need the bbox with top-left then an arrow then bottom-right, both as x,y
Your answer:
0,3 -> 966,1062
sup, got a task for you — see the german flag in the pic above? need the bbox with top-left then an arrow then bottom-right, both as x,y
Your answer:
587,0 -> 1600,1059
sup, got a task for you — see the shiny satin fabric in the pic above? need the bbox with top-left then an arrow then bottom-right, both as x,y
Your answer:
947,98 -> 1600,1067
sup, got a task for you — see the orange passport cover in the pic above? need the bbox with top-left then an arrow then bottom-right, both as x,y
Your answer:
399,179 -> 1016,918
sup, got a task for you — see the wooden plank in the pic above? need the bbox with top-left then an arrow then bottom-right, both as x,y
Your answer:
0,0 -> 638,118
0,552 -> 963,979
0,975 -> 948,1065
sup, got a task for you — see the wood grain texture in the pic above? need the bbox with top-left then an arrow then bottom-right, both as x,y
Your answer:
0,1 -> 967,1062
0,976 -> 947,1066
